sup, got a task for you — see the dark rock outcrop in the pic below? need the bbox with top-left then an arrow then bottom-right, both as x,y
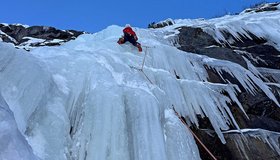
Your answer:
0,24 -> 84,50
177,26 -> 248,68
217,29 -> 280,69
224,132 -> 280,160
193,120 -> 280,160
167,4 -> 280,160
192,128 -> 232,160
176,26 -> 280,69
148,19 -> 175,29
243,2 -> 280,13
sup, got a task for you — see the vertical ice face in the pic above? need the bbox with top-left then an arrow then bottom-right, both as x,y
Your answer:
0,93 -> 38,160
0,24 -> 278,160
0,43 -> 71,160
164,109 -> 201,160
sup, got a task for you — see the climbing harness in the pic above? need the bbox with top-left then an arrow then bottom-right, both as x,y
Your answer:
172,107 -> 217,160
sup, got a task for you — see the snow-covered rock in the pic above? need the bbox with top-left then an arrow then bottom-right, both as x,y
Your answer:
150,2 -> 280,159
0,24 -> 83,51
241,2 -> 280,14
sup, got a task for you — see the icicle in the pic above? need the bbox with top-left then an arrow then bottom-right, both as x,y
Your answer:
224,129 -> 280,156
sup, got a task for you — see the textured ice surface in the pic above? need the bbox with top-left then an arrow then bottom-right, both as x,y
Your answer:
0,93 -> 38,160
0,23 -> 279,160
162,7 -> 280,50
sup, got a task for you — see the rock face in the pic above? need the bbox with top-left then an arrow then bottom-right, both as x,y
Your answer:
193,128 -> 280,160
176,26 -> 280,69
224,132 -> 280,160
0,24 -> 83,50
150,2 -> 280,160
177,26 -> 248,68
171,3 -> 280,70
177,26 -> 280,160
242,2 -> 280,13
148,18 -> 175,29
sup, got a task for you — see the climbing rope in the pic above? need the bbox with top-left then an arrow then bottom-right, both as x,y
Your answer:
141,46 -> 154,84
141,46 -> 149,70
172,107 -> 217,160
130,45 -> 154,84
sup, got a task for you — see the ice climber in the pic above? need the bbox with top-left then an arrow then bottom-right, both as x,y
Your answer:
118,24 -> 142,52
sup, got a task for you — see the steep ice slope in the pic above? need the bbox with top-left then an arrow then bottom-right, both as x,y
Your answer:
0,24 -> 279,160
0,94 -> 38,160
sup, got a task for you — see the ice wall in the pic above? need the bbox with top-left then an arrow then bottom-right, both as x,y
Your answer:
0,24 -> 279,160
0,93 -> 38,160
